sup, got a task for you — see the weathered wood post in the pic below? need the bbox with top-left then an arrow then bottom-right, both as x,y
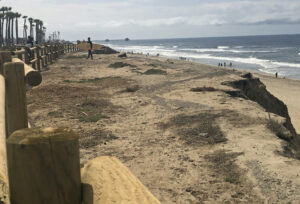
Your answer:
12,58 -> 42,86
36,46 -> 41,71
24,49 -> 30,64
0,51 -> 12,75
0,74 -> 9,202
7,127 -> 81,204
49,45 -> 53,64
3,62 -> 28,136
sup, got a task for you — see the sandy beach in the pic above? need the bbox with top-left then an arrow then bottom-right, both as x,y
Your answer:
25,51 -> 300,203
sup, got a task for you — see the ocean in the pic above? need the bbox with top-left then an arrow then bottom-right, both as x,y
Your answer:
97,34 -> 300,80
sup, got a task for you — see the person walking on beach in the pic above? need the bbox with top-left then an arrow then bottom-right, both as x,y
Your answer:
87,37 -> 93,59
275,72 -> 278,78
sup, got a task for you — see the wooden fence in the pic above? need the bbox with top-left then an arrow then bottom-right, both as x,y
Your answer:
0,43 -> 161,204
0,43 -> 79,204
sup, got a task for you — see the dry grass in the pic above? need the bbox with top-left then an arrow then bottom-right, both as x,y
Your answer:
79,129 -> 118,148
161,112 -> 226,145
109,62 -> 136,68
144,68 -> 167,75
266,115 -> 292,141
190,86 -> 217,92
76,97 -> 112,123
124,85 -> 140,92
48,111 -> 63,118
205,150 -> 243,184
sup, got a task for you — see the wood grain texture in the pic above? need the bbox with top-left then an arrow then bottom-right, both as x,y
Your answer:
0,75 -> 9,203
12,58 -> 42,86
81,156 -> 161,204
0,51 -> 12,75
7,127 -> 81,204
3,62 -> 28,137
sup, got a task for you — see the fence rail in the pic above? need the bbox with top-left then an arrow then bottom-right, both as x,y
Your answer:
0,43 -> 79,204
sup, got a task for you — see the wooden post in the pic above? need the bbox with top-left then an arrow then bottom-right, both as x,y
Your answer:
0,51 -> 12,75
12,58 -> 42,86
24,49 -> 30,64
49,45 -> 53,64
36,46 -> 41,71
0,75 -> 9,202
3,62 -> 28,137
7,127 -> 81,204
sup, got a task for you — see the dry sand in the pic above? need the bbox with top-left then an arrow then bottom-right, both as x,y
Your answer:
10,52 -> 300,203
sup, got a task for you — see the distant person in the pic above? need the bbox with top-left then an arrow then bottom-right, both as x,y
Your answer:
25,36 -> 34,60
224,62 -> 226,67
26,36 -> 34,47
275,72 -> 278,78
87,37 -> 93,59
229,62 -> 232,67
220,63 -> 223,67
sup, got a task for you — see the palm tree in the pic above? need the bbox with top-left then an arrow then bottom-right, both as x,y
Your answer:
23,15 -> 27,42
15,12 -> 21,44
28,17 -> 33,38
6,11 -> 13,45
0,7 -> 7,45
10,12 -> 16,45
0,13 -> 4,46
42,26 -> 46,42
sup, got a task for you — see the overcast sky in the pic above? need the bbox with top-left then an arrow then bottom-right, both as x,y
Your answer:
2,0 -> 300,40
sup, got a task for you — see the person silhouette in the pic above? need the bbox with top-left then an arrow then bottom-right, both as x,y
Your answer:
87,37 -> 93,59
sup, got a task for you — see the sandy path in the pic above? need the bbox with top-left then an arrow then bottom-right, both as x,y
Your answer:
22,52 -> 300,204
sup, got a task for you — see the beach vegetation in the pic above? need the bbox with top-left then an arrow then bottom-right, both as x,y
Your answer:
266,115 -> 291,141
79,113 -> 109,123
160,112 -> 226,145
80,129 -> 118,148
48,111 -> 63,118
205,150 -> 243,184
144,68 -> 167,75
78,98 -> 110,123
109,62 -> 136,68
124,85 -> 140,92
190,86 -> 217,92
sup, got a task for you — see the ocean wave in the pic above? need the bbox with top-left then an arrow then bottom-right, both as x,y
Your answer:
160,51 -> 300,69
106,44 -> 300,69
181,48 -> 274,54
218,46 -> 229,49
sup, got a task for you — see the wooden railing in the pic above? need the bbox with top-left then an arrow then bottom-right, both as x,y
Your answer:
0,43 -> 79,204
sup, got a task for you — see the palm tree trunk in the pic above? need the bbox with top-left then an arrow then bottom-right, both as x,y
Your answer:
0,18 -> 2,46
11,17 -> 14,45
6,17 -> 9,45
16,18 -> 18,44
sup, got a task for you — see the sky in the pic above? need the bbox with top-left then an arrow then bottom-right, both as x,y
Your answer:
1,0 -> 300,40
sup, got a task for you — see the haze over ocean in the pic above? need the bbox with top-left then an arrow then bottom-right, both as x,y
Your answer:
98,34 -> 300,80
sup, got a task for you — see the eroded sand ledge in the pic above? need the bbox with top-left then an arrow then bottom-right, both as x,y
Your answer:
6,52 -> 300,203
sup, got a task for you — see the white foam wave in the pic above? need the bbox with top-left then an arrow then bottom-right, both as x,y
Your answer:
181,48 -> 273,53
107,44 -> 300,70
218,46 -> 229,49
173,45 -> 178,48
160,51 -> 300,69
298,52 -> 300,55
